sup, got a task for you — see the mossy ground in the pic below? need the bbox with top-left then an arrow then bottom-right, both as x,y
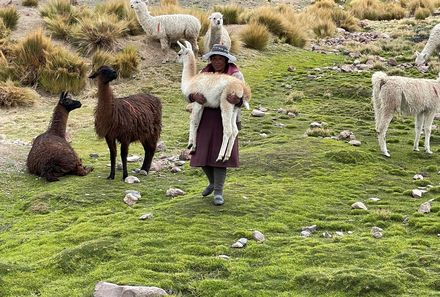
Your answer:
1,18 -> 440,297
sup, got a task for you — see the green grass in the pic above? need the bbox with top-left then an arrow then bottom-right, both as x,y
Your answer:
0,31 -> 439,297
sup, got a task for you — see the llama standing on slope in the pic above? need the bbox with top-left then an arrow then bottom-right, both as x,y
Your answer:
130,0 -> 201,63
27,92 -> 92,182
372,71 -> 440,157
415,23 -> 440,66
177,41 -> 251,162
89,66 -> 162,180
204,12 -> 231,54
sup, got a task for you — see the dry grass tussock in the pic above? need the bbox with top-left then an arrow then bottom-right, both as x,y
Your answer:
22,0 -> 38,7
0,19 -> 10,39
305,0 -> 359,33
0,51 -> 10,82
160,0 -> 179,6
240,21 -> 269,50
92,46 -> 139,78
0,80 -> 39,108
95,0 -> 143,35
349,0 -> 406,20
213,4 -> 244,24
0,6 -> 19,30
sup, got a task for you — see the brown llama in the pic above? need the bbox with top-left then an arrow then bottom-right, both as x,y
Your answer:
26,92 -> 93,182
88,66 -> 162,180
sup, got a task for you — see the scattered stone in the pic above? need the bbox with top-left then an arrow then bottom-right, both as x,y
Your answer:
309,122 -> 322,128
322,232 -> 332,238
347,231 -> 353,234
125,190 -> 141,199
125,176 -> 140,184
218,255 -> 230,260
287,112 -> 296,118
127,155 -> 142,162
351,202 -> 368,210
124,193 -> 139,206
418,201 -> 431,213
252,230 -> 266,242
251,109 -> 265,117
413,174 -> 424,180
387,58 -> 398,66
259,133 -> 268,138
150,160 -> 168,172
340,64 -> 354,72
231,237 -> 248,248
300,230 -> 312,237
371,226 -> 383,239
418,65 -> 430,73
368,197 -> 381,202
170,166 -> 181,173
259,107 -> 268,112
349,51 -> 361,58
90,153 -> 99,159
371,226 -> 383,233
156,141 -> 166,152
337,130 -> 354,140
335,231 -> 344,236
139,213 -> 153,220
166,188 -> 185,197
274,122 -> 285,128
139,170 -> 148,176
302,225 -> 317,232
175,160 -> 185,166
402,216 -> 409,224
116,163 -> 123,170
287,65 -> 296,72
94,281 -> 168,297
411,189 -> 423,198
348,140 -> 361,146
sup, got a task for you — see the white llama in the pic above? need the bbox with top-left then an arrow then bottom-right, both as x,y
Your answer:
204,12 -> 231,54
130,0 -> 201,63
372,71 -> 440,157
415,23 -> 440,66
176,41 -> 251,162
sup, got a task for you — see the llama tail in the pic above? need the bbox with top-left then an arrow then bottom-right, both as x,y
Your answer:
371,71 -> 388,131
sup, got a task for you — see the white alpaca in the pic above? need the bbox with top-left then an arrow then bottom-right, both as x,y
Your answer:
372,71 -> 440,157
415,23 -> 440,66
203,12 -> 231,54
130,0 -> 201,63
176,40 -> 251,162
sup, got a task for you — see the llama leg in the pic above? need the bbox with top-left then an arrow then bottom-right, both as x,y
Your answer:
376,113 -> 394,157
224,108 -> 239,161
160,37 -> 169,63
106,136 -> 117,180
414,113 -> 424,152
188,104 -> 204,152
423,111 -> 436,154
141,142 -> 156,173
120,142 -> 129,180
217,103 -> 234,162
188,37 -> 199,56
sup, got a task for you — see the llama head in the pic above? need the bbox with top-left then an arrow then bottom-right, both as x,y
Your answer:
59,91 -> 82,112
415,51 -> 428,66
209,12 -> 223,28
176,40 -> 193,64
88,65 -> 118,84
130,0 -> 148,9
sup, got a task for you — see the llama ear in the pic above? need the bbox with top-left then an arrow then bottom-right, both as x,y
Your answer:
184,40 -> 192,51
177,40 -> 185,49
60,91 -> 66,100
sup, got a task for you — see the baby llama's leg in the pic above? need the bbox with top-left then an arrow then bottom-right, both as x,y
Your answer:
413,112 -> 424,152
422,111 -> 436,154
223,107 -> 239,161
217,100 -> 234,162
188,103 -> 204,152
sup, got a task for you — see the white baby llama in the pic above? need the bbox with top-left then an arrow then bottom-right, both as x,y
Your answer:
130,0 -> 201,63
204,12 -> 231,54
176,40 -> 251,162
372,71 -> 440,157
415,23 -> 440,66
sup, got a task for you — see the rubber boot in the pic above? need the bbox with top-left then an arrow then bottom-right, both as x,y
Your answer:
213,167 -> 226,205
201,166 -> 214,196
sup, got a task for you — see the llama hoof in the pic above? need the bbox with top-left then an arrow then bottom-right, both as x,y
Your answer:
382,152 -> 391,158
107,175 -> 115,180
413,148 -> 420,152
187,143 -> 193,149
426,150 -> 433,154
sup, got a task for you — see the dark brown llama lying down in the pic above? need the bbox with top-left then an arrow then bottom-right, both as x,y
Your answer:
26,92 -> 93,182
89,66 -> 162,180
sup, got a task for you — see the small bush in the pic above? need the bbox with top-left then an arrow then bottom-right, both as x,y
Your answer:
0,18 -> 10,39
113,46 -> 139,78
40,0 -> 73,20
230,33 -> 242,54
306,127 -> 334,137
212,4 -> 244,24
240,22 -> 269,50
43,17 -> 71,39
0,51 -> 11,81
0,6 -> 19,30
253,6 -> 287,37
95,0 -> 143,36
0,80 -> 38,108
38,47 -> 88,94
415,7 -> 431,18
22,0 -> 38,7
91,49 -> 113,71
313,18 -> 336,38
70,15 -> 127,55
408,0 -> 434,14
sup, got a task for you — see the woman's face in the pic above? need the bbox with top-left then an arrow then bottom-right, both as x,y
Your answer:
211,55 -> 227,72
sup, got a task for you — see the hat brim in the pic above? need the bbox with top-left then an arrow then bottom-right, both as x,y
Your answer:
202,51 -> 237,63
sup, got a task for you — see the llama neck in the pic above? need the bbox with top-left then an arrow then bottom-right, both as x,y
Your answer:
47,104 -> 68,137
95,81 -> 114,137
422,38 -> 435,57
135,3 -> 154,33
181,52 -> 197,93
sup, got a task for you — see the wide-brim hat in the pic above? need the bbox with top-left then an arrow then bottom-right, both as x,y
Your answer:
202,44 -> 236,63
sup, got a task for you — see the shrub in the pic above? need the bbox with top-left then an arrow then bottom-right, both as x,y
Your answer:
11,30 -> 54,85
329,9 -> 360,32
313,18 -> 336,38
212,4 -> 244,24
253,6 -> 287,37
91,49 -> 113,71
408,0 -> 434,14
113,46 -> 139,78
43,17 -> 72,39
40,0 -> 73,20
283,22 -> 307,48
0,80 -> 38,108
0,51 -> 10,81
230,33 -> 242,54
95,0 -> 143,35
415,6 -> 431,18
240,22 -> 269,50
349,0 -> 405,20
0,18 -> 10,39
22,0 -> 38,7
70,15 -> 127,55
38,47 -> 87,94
0,6 -> 19,30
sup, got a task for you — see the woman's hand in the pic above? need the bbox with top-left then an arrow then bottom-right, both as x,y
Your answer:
189,93 -> 207,104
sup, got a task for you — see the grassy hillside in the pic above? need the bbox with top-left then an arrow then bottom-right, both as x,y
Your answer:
1,20 -> 440,297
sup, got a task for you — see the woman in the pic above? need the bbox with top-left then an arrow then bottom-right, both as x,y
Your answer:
189,44 -> 245,206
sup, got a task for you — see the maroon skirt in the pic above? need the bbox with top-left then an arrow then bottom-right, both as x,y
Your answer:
190,107 -> 239,168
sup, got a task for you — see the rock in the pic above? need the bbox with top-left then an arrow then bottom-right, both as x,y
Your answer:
166,188 -> 185,197
127,155 -> 142,162
348,140 -> 361,146
170,166 -> 181,173
94,281 -> 168,297
411,189 -> 423,198
340,64 -> 354,72
337,130 -> 354,140
300,230 -> 312,237
125,176 -> 140,184
218,255 -> 230,260
175,160 -> 185,166
251,109 -> 266,117
90,153 -> 99,158
402,216 -> 409,224
418,65 -> 430,73
124,193 -> 139,206
368,197 -> 381,202
231,237 -> 248,248
349,51 -> 361,58
371,226 -> 383,239
139,170 -> 148,176
413,174 -> 424,180
287,65 -> 296,72
125,190 -> 141,199
259,133 -> 268,138
156,141 -> 166,152
351,202 -> 368,210
372,231 -> 383,239
309,122 -> 322,128
287,112 -> 296,118
301,225 -> 317,232
322,232 -> 332,238
252,230 -> 266,242
387,58 -> 398,66
335,231 -> 344,236
418,202 -> 431,213
258,107 -> 268,112
139,213 -> 153,220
